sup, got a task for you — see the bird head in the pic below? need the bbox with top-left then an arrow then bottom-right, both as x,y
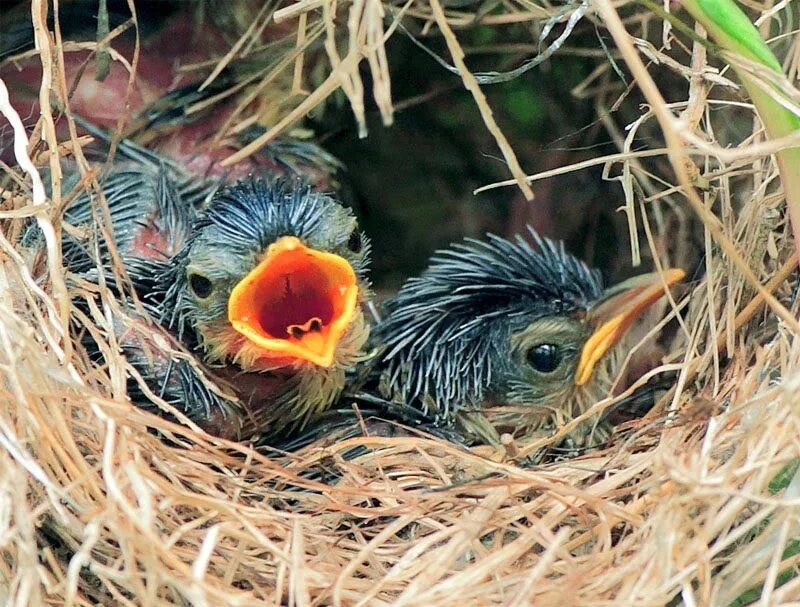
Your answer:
375,229 -> 682,443
164,178 -> 371,375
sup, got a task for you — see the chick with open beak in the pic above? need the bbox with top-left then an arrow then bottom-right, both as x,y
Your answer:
157,179 -> 371,438
372,229 -> 682,446
22,135 -> 370,441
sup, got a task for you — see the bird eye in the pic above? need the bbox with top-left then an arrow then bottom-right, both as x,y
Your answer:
188,273 -> 214,299
347,230 -> 362,253
526,344 -> 561,373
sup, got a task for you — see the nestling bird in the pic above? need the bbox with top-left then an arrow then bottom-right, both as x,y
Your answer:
22,136 -> 371,441
369,229 -> 683,446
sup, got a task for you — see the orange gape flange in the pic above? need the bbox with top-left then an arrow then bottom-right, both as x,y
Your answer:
228,236 -> 359,368
575,268 -> 685,386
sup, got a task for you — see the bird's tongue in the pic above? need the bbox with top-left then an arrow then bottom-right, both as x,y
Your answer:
228,236 -> 358,368
575,268 -> 684,386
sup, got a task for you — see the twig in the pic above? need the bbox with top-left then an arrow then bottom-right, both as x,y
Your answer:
428,0 -> 534,200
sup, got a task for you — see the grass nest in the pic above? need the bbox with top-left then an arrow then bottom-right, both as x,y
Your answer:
1,0 -> 800,605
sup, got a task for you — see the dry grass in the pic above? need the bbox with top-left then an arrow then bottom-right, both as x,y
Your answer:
2,0 -> 800,605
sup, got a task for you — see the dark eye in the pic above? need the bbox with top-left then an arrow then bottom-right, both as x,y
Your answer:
347,230 -> 362,253
526,344 -> 561,373
188,273 -> 214,299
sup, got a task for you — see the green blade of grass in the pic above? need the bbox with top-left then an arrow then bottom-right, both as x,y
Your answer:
680,0 -> 800,261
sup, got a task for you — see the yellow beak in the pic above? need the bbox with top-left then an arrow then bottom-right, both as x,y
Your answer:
574,268 -> 685,386
227,236 -> 359,368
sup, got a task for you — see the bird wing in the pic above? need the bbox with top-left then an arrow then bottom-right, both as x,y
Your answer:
18,124 -> 243,438
108,309 -> 243,439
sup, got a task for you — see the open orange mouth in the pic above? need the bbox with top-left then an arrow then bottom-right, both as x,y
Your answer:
575,268 -> 685,386
228,236 -> 359,368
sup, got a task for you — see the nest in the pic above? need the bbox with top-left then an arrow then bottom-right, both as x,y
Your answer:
2,0 -> 800,604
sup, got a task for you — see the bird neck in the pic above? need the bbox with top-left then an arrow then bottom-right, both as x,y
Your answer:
470,351 -> 620,449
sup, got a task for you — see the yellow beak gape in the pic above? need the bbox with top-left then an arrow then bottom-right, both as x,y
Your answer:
228,236 -> 359,368
575,268 -> 685,386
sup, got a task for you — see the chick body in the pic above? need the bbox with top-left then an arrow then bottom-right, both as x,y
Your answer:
371,229 -> 675,446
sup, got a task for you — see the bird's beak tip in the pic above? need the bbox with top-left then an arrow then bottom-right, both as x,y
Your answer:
574,267 -> 684,386
227,236 -> 358,367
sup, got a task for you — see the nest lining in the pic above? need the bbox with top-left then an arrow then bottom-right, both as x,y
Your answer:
1,0 -> 800,605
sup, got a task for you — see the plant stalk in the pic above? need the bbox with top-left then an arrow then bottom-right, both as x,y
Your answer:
680,0 -> 800,262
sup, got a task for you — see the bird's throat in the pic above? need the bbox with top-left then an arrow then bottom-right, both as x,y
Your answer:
228,236 -> 359,367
